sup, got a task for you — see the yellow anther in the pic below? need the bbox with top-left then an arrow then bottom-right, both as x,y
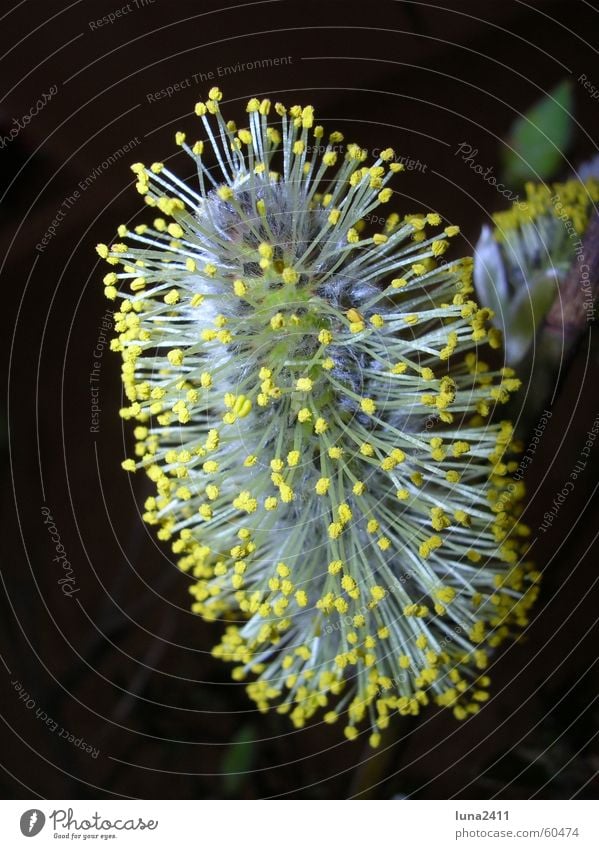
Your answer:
287,450 -> 301,467
328,560 -> 342,575
164,289 -> 180,305
167,349 -> 184,366
282,267 -> 299,284
315,477 -> 330,495
360,398 -> 376,415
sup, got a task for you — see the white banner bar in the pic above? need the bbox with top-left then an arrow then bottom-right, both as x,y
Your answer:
1,800 -> 597,848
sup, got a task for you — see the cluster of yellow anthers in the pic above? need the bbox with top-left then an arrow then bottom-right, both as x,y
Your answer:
98,89 -> 538,746
494,178 -> 599,239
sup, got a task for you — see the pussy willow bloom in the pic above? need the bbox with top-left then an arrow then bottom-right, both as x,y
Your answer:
475,178 -> 599,364
98,89 -> 538,745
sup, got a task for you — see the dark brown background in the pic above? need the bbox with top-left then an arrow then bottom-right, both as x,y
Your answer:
1,0 -> 598,799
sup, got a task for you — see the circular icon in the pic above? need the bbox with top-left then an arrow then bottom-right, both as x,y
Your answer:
19,810 -> 45,837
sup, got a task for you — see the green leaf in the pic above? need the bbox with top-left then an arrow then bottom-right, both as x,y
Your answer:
221,725 -> 256,796
502,80 -> 574,185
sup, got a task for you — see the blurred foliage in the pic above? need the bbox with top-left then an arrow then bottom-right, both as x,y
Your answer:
221,724 -> 257,796
502,80 -> 574,185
